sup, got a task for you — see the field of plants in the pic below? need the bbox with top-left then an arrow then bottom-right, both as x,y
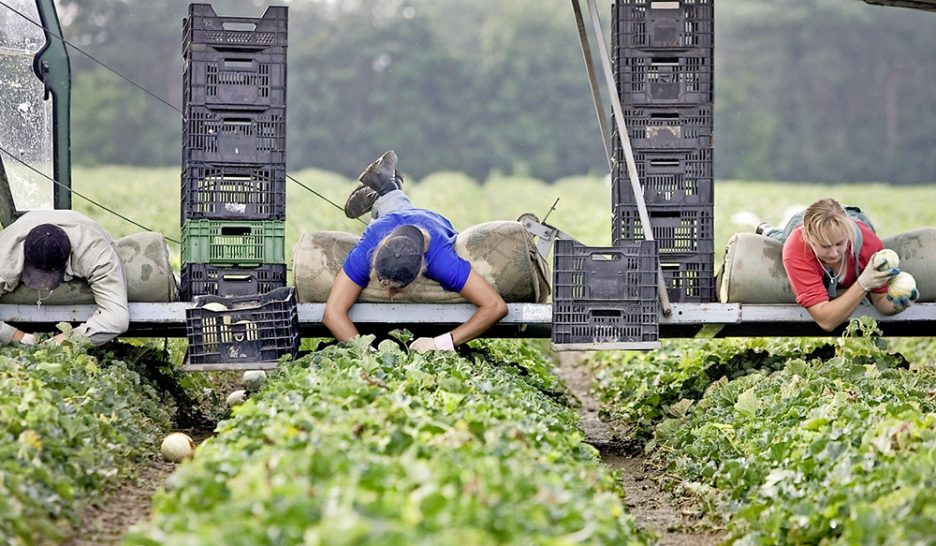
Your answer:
1,166 -> 934,544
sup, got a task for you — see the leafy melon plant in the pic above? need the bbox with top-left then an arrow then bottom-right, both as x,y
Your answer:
126,338 -> 646,545
0,342 -> 173,544
590,319 -> 936,544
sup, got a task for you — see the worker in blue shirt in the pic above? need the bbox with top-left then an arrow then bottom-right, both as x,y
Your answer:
323,151 -> 507,352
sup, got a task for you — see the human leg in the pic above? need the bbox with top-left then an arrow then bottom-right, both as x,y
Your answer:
757,211 -> 805,243
371,188 -> 414,219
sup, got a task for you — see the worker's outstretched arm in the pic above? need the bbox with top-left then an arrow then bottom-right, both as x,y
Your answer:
805,283 -> 870,332
323,270 -> 364,341
450,269 -> 508,346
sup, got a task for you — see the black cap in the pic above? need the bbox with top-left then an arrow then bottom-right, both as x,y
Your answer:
374,225 -> 425,289
22,224 -> 71,291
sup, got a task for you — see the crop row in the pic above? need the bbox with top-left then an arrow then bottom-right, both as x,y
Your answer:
126,338 -> 646,545
589,318 -> 936,543
0,342 -> 173,545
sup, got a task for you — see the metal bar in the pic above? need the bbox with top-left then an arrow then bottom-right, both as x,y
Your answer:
571,0 -> 612,169
583,0 -> 674,317
3,303 -> 936,338
552,341 -> 662,352
183,361 -> 280,372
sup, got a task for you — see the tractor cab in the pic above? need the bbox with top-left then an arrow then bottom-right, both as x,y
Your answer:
0,0 -> 70,216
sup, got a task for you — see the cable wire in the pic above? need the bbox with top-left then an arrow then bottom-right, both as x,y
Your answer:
0,144 -> 180,244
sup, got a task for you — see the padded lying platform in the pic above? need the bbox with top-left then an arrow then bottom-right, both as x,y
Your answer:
718,228 -> 936,304
0,231 -> 177,304
292,220 -> 550,303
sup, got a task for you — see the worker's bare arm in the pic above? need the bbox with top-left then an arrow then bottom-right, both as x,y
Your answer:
449,269 -> 508,346
805,283 -> 869,332
323,270 -> 364,341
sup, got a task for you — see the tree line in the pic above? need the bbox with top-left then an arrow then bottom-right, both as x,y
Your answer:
49,0 -> 936,183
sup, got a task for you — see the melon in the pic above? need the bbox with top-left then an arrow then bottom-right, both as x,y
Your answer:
241,370 -> 267,392
160,432 -> 195,462
226,389 -> 248,407
887,271 -> 917,300
873,248 -> 899,271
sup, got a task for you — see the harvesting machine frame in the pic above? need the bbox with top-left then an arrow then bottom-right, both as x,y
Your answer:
2,0 -> 936,359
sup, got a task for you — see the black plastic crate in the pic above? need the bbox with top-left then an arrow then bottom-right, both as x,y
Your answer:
552,301 -> 660,345
186,286 -> 299,366
614,175 -> 713,208
183,48 -> 286,110
183,4 -> 287,53
181,163 -> 286,222
614,105 -> 713,149
183,106 -> 286,165
553,239 -> 658,301
615,50 -> 712,105
613,205 -> 714,254
552,240 -> 659,345
612,149 -> 713,206
181,263 -> 287,299
659,252 -> 716,303
613,0 -> 714,50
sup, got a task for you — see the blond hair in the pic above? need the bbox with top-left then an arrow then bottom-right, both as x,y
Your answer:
801,198 -> 856,248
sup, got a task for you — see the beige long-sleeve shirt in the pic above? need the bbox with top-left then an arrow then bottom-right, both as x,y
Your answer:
0,210 -> 129,345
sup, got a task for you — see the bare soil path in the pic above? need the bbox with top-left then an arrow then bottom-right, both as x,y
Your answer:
63,459 -> 175,546
556,352 -> 725,546
63,428 -> 212,545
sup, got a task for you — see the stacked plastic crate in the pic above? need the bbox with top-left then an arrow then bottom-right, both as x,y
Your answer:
180,3 -> 288,300
611,0 -> 715,303
180,4 -> 298,370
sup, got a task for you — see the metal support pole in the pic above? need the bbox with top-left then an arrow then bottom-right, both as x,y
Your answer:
571,0 -> 612,170
583,0 -> 673,317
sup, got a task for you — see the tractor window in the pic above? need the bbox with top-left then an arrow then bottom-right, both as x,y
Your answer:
0,0 -> 55,210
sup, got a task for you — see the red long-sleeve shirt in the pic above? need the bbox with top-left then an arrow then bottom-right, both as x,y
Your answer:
782,221 -> 887,308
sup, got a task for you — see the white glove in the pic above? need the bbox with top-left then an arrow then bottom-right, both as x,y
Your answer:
409,337 -> 437,353
19,333 -> 36,346
857,252 -> 898,291
409,333 -> 456,353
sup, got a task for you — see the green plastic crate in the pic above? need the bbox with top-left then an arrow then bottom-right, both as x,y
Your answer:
182,220 -> 285,266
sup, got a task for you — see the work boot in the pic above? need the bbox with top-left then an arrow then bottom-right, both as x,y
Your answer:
343,151 -> 404,219
343,184 -> 379,219
359,150 -> 400,195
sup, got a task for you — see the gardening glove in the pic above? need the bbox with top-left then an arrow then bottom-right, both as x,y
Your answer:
409,333 -> 456,353
887,273 -> 920,313
18,332 -> 36,346
887,282 -> 919,312
857,253 -> 898,291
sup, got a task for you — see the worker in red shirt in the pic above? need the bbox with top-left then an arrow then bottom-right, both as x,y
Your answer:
757,198 -> 916,331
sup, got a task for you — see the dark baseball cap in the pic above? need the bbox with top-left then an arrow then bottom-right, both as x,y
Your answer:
373,225 -> 425,289
22,224 -> 71,291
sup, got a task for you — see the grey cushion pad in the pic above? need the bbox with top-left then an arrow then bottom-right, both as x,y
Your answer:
718,228 -> 936,303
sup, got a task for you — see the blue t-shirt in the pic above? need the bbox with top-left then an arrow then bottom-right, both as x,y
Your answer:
343,209 -> 471,292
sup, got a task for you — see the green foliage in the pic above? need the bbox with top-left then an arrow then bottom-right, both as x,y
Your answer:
589,337 -> 833,444
126,337 -> 646,545
0,342 -> 173,544
589,321 -> 936,544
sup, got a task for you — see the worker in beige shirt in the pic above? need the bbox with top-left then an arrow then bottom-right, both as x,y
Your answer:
0,210 -> 129,346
